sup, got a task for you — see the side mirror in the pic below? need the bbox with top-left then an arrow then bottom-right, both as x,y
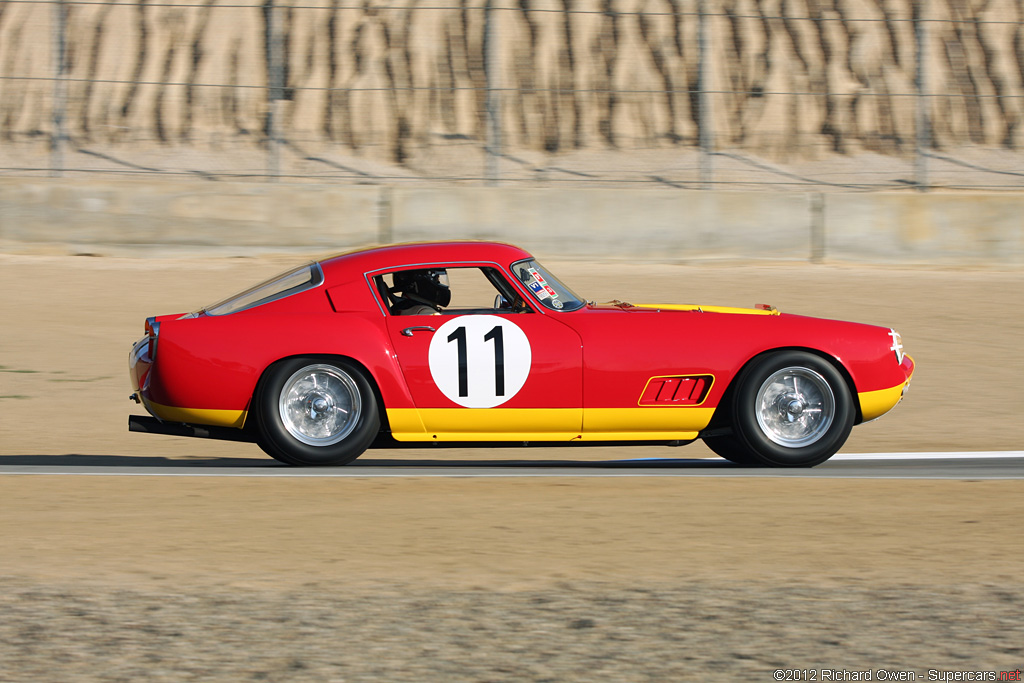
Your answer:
494,294 -> 512,310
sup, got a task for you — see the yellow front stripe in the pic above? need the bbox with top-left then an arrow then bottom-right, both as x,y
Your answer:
633,303 -> 779,316
859,383 -> 910,422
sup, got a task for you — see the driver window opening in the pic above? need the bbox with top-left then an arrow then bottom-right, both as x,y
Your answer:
375,267 -> 531,316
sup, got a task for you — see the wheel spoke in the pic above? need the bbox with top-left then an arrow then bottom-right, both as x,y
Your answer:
755,366 -> 835,448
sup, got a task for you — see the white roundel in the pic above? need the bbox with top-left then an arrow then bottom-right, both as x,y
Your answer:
428,315 -> 532,408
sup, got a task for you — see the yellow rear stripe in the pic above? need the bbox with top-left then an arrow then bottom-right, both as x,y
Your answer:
145,399 -> 247,429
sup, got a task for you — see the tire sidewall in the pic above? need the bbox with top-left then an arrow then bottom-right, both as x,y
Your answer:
256,357 -> 380,466
732,351 -> 854,467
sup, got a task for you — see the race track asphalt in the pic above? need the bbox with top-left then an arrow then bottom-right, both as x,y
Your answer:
1,452 -> 1021,479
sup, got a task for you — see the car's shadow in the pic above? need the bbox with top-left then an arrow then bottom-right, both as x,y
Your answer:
0,454 -> 736,469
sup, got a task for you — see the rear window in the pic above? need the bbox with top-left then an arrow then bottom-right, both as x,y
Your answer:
204,263 -> 324,316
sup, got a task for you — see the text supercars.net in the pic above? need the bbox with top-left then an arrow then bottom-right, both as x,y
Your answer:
773,669 -> 1022,681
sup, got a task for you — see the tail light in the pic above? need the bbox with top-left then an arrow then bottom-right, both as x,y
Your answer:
145,317 -> 161,360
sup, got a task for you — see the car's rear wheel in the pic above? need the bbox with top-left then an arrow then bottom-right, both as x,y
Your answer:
708,351 -> 855,467
255,358 -> 379,466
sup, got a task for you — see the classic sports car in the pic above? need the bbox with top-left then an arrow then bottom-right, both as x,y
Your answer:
129,241 -> 914,467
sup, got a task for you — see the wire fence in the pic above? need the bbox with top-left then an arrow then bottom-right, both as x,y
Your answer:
1,0 -> 1023,190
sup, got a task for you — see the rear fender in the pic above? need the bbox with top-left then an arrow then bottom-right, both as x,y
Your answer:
148,312 -> 413,427
252,353 -> 392,432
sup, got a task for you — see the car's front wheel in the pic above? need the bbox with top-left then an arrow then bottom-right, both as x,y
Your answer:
255,358 -> 380,466
707,351 -> 855,467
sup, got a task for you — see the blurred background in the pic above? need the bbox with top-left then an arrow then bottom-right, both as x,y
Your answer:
1,0 -> 1023,190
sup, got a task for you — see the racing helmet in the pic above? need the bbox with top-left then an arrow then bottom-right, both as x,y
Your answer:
392,268 -> 451,309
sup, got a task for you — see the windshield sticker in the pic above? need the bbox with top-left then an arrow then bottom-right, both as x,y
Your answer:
526,268 -> 559,300
526,277 -> 551,300
551,299 -> 564,309
527,280 -> 550,300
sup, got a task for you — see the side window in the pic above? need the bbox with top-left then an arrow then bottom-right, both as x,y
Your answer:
446,268 -> 507,309
375,267 -> 530,316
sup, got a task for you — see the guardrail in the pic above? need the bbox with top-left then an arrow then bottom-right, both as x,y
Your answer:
2,179 -> 1021,264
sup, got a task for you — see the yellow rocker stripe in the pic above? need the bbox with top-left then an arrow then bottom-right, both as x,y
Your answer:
387,408 -> 581,441
386,407 -> 711,442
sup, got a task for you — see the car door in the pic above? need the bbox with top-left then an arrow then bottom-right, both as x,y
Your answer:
379,266 -> 583,441
562,306 -> 728,441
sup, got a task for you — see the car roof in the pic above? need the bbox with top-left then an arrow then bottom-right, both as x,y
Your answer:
317,241 -> 535,278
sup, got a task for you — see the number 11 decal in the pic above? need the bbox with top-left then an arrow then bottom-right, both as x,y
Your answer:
447,324 -> 504,397
446,326 -> 469,396
482,325 -> 504,396
429,316 -> 531,408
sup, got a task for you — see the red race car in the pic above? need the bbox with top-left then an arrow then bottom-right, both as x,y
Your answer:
129,241 -> 914,467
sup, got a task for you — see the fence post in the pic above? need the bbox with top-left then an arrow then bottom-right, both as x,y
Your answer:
914,0 -> 928,191
484,0 -> 501,185
51,0 -> 67,177
698,0 -> 713,189
377,186 -> 394,244
810,193 -> 825,263
266,0 -> 284,181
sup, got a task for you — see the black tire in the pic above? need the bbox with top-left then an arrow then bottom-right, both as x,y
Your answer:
255,357 -> 380,466
702,434 -> 761,466
721,351 -> 855,467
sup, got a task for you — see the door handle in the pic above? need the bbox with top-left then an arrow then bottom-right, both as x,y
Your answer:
401,326 -> 436,337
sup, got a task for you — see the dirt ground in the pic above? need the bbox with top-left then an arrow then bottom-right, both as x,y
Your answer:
1,253 -> 1023,680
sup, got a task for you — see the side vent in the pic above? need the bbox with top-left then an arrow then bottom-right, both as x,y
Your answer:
639,375 -> 714,406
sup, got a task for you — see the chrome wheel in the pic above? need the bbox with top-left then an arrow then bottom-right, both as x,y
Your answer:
278,364 -> 361,446
754,366 -> 835,448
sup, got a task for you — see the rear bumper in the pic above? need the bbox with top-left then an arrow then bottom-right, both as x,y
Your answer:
128,415 -> 255,442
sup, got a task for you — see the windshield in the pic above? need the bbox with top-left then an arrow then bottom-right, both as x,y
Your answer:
511,260 -> 586,312
204,263 -> 324,316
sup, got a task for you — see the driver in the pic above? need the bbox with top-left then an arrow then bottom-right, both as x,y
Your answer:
390,269 -> 451,315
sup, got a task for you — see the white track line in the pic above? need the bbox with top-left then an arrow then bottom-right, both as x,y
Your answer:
831,452 -> 1024,461
0,452 -> 1021,479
